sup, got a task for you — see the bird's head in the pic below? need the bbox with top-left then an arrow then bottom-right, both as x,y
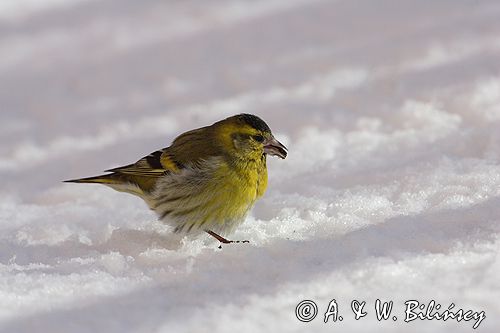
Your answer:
214,114 -> 287,162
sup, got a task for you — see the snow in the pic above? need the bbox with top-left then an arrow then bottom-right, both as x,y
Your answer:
1,0 -> 500,332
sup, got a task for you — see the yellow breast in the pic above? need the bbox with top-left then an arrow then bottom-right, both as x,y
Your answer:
151,155 -> 268,235
212,157 -> 268,220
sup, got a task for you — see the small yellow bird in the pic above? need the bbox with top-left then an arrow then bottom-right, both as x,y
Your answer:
65,114 -> 287,244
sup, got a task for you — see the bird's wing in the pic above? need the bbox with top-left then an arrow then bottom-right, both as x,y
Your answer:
105,148 -> 182,177
107,125 -> 223,177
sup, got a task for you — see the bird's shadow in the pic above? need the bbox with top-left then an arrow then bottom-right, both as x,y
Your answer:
0,227 -> 186,269
1,196 -> 499,333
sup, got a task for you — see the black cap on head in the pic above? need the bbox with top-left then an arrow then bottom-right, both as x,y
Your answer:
237,114 -> 271,133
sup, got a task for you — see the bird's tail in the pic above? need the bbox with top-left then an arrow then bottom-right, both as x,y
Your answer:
64,173 -> 146,198
64,173 -> 121,185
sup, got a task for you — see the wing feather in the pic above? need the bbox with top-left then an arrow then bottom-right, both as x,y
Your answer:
108,125 -> 223,176
106,148 -> 181,177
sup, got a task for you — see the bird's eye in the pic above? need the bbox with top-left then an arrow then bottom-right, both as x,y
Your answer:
253,135 -> 264,143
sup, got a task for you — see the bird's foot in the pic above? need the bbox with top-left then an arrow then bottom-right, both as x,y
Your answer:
205,230 -> 250,246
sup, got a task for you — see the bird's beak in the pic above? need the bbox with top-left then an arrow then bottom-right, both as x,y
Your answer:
264,136 -> 287,159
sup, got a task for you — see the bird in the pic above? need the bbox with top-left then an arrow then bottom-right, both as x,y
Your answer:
65,114 -> 287,244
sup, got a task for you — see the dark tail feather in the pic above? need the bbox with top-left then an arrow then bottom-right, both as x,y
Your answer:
63,173 -> 121,184
64,173 -> 149,198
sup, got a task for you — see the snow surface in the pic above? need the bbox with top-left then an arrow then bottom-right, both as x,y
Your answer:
1,0 -> 500,332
